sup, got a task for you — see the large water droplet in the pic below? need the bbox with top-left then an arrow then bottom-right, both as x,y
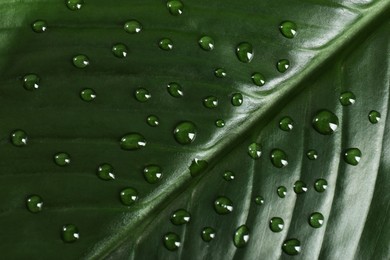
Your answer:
163,232 -> 180,251
236,42 -> 254,63
198,36 -> 214,51
306,149 -> 318,160
231,93 -> 243,106
255,196 -> 264,205
120,187 -> 138,206
214,68 -> 227,78
277,59 -> 290,73
309,212 -> 324,228
61,224 -> 80,243
201,227 -> 216,242
282,238 -> 301,255
134,88 -> 151,102
294,180 -> 308,194
368,110 -> 381,124
32,20 -> 47,33
170,209 -> 191,225
312,110 -> 339,135
343,148 -> 361,166
189,158 -> 208,177
248,143 -> 262,159
124,20 -> 142,34
146,115 -> 160,127
223,171 -> 235,181
339,91 -> 356,106
120,133 -> 146,150
167,82 -> 183,98
173,121 -> 197,144
233,225 -> 250,248
66,0 -> 84,11
214,196 -> 233,214
252,73 -> 265,86
166,0 -> 183,16
203,96 -> 218,108
270,149 -> 288,168
54,152 -> 71,166
72,54 -> 89,68
279,116 -> 294,131
26,195 -> 43,213
80,88 -> 96,102
159,38 -> 173,51
314,179 -> 327,192
11,130 -> 28,147
97,163 -> 115,180
112,43 -> 128,58
269,217 -> 284,232
143,165 -> 163,184
23,74 -> 40,90
277,186 -> 287,198
279,21 -> 297,38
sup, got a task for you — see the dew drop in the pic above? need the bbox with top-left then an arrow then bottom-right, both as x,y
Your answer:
11,130 -> 28,147
282,238 -> 301,255
173,121 -> 197,144
112,43 -> 128,58
143,165 -> 163,184
189,158 -> 208,177
66,0 -> 84,10
368,110 -> 381,124
255,196 -> 264,205
203,96 -> 218,109
312,110 -> 339,135
314,179 -> 327,192
61,224 -> 79,243
277,59 -> 290,73
236,42 -> 254,63
167,82 -> 183,98
279,21 -> 297,39
339,91 -> 356,106
201,227 -> 216,242
97,163 -> 115,180
26,195 -> 43,213
22,74 -> 40,91
167,0 -> 183,16
231,93 -> 243,106
215,119 -> 225,128
124,20 -> 142,34
72,54 -> 89,69
54,152 -> 71,167
32,20 -> 47,33
309,212 -> 324,228
134,88 -> 151,102
306,149 -> 318,160
214,196 -> 233,215
248,143 -> 262,159
159,38 -> 173,51
343,148 -> 362,166
163,232 -> 180,251
80,88 -> 96,102
120,133 -> 147,150
279,116 -> 294,131
214,68 -> 227,78
269,217 -> 284,232
198,36 -> 214,51
170,209 -> 191,225
120,187 -> 138,206
147,115 -> 160,127
277,186 -> 287,198
223,171 -> 235,181
270,149 -> 288,168
233,225 -> 250,248
294,180 -> 308,194
252,73 -> 265,86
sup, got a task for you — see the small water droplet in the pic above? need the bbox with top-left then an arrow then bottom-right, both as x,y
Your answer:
147,115 -> 160,127
236,42 -> 254,63
170,209 -> 191,225
201,227 -> 216,242
255,196 -> 264,205
163,232 -> 181,251
214,196 -> 233,214
120,133 -> 146,150
343,148 -> 361,166
72,54 -> 89,69
215,119 -> 225,128
97,163 -> 115,180
112,43 -> 128,58
80,88 -> 96,102
314,179 -> 327,192
22,74 -> 40,90
294,180 -> 308,194
270,149 -> 288,168
223,171 -> 235,181
306,150 -> 318,160
173,121 -> 197,144
309,212 -> 324,228
231,93 -> 243,106
248,143 -> 262,159
167,82 -> 183,98
339,91 -> 356,106
166,0 -> 183,16
26,195 -> 43,213
124,20 -> 142,34
282,238 -> 301,255
279,21 -> 297,38
61,224 -> 80,243
203,96 -> 218,108
368,110 -> 381,124
120,187 -> 138,205
269,217 -> 284,232
134,88 -> 151,102
198,36 -> 214,51
159,38 -> 173,51
32,20 -> 47,33
312,110 -> 339,135
279,116 -> 294,131
214,68 -> 226,78
11,130 -> 28,147
143,165 -> 163,184
66,0 -> 84,10
252,73 -> 265,86
277,59 -> 290,73
277,186 -> 287,198
54,152 -> 71,167
189,158 -> 208,177
233,225 -> 250,248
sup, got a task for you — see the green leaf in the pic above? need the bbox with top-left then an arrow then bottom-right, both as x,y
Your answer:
0,0 -> 389,259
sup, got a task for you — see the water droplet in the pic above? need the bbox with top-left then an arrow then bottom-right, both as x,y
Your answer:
120,133 -> 146,150
223,171 -> 235,181
214,68 -> 226,78
294,180 -> 308,194
214,196 -> 233,215
231,93 -> 243,106
112,43 -> 128,58
167,82 -> 183,98
120,187 -> 138,205
279,116 -> 294,131
201,227 -> 216,242
61,224 -> 79,243
343,148 -> 361,166
306,150 -> 318,160
309,212 -> 324,228
11,130 -> 28,147
54,152 -> 71,166
22,74 -> 40,90
248,143 -> 262,159
32,20 -> 47,33
72,54 -> 89,69
279,21 -> 297,38
163,232 -> 180,251
159,38 -> 173,51
124,20 -> 142,34
312,110 -> 339,135
97,163 -> 115,180
166,0 -> 183,16
277,186 -> 287,198
233,225 -> 250,248
215,119 -> 225,128
314,179 -> 327,192
282,238 -> 301,255
147,115 -> 160,127
134,88 -> 151,102
189,158 -> 208,177
255,196 -> 264,205
203,96 -> 218,108
173,121 -> 197,144
66,0 -> 84,10
80,88 -> 96,102
252,73 -> 265,86
270,149 -> 288,168
198,36 -> 214,51
26,195 -> 43,213
170,209 -> 191,225
269,217 -> 284,232
339,91 -> 356,106
368,110 -> 381,124
236,42 -> 254,63
277,59 -> 290,73
143,165 -> 163,184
